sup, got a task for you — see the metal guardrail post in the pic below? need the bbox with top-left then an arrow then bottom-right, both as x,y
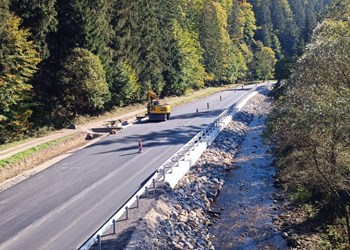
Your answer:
152,179 -> 156,196
136,195 -> 140,208
97,235 -> 101,250
125,206 -> 129,220
162,168 -> 166,181
112,220 -> 116,234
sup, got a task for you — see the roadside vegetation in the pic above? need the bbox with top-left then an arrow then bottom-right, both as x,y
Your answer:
267,1 -> 350,248
0,135 -> 73,169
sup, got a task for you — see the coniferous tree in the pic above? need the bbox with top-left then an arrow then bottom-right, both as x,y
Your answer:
112,0 -> 166,98
49,0 -> 114,116
270,0 -> 299,56
250,0 -> 274,47
56,0 -> 113,64
109,0 -> 142,106
179,0 -> 204,33
217,0 -> 233,14
227,0 -> 256,80
137,0 -> 166,95
111,61 -> 140,106
10,0 -> 58,59
254,41 -> 276,80
160,0 -> 205,95
163,19 -> 205,95
200,0 -> 241,84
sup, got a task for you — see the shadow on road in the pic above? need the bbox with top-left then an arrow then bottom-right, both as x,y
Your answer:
88,124 -> 205,155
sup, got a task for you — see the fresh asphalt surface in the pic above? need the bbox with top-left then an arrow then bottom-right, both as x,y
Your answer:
0,84 -> 268,250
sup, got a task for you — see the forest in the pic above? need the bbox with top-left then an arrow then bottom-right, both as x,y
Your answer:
267,1 -> 350,247
0,0 -> 331,144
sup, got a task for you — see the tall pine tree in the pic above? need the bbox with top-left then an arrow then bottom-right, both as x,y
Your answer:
10,0 -> 58,59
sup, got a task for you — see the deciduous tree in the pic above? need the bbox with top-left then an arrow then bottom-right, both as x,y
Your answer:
0,9 -> 41,143
267,14 -> 350,245
254,41 -> 276,80
58,48 -> 110,119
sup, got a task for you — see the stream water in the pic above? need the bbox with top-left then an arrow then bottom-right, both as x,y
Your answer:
210,101 -> 288,250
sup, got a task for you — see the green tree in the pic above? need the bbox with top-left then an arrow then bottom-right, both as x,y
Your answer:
226,0 -> 256,80
241,1 -> 257,42
55,0 -> 113,68
228,0 -> 256,43
217,0 -> 233,13
163,20 -> 205,95
58,48 -> 110,119
0,11 -> 41,143
112,0 -> 166,98
200,1 -> 241,84
268,16 -> 350,245
10,0 -> 58,59
254,41 -> 276,80
251,0 -> 274,47
179,0 -> 204,33
270,0 -> 299,56
109,60 -> 140,106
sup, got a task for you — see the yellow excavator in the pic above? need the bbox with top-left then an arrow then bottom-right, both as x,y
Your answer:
146,90 -> 171,121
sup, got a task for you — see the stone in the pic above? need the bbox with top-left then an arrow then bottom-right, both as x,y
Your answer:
185,241 -> 194,249
68,124 -> 77,129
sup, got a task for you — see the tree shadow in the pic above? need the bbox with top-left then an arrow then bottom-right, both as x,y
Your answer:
87,124 -> 205,154
170,108 -> 224,120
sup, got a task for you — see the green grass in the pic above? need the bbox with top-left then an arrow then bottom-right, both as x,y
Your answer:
0,135 -> 75,169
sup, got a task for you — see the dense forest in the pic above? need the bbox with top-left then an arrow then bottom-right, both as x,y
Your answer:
267,0 -> 350,247
0,0 -> 331,144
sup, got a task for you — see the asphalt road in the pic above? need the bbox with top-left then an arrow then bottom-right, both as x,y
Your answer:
0,84 -> 268,250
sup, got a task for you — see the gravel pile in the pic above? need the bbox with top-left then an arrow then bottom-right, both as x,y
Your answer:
127,93 -> 267,250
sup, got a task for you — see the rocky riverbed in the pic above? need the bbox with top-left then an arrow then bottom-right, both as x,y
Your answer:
118,90 -> 288,250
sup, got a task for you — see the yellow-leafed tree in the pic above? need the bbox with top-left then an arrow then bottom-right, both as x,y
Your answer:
0,5 -> 41,143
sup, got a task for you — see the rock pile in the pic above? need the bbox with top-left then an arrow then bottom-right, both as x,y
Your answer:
128,93 -> 267,250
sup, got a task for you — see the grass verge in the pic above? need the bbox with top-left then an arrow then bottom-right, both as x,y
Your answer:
0,134 -> 75,169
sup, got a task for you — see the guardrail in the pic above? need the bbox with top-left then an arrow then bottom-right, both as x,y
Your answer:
79,86 -> 259,250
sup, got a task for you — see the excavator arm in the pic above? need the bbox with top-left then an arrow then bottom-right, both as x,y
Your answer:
147,90 -> 158,101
